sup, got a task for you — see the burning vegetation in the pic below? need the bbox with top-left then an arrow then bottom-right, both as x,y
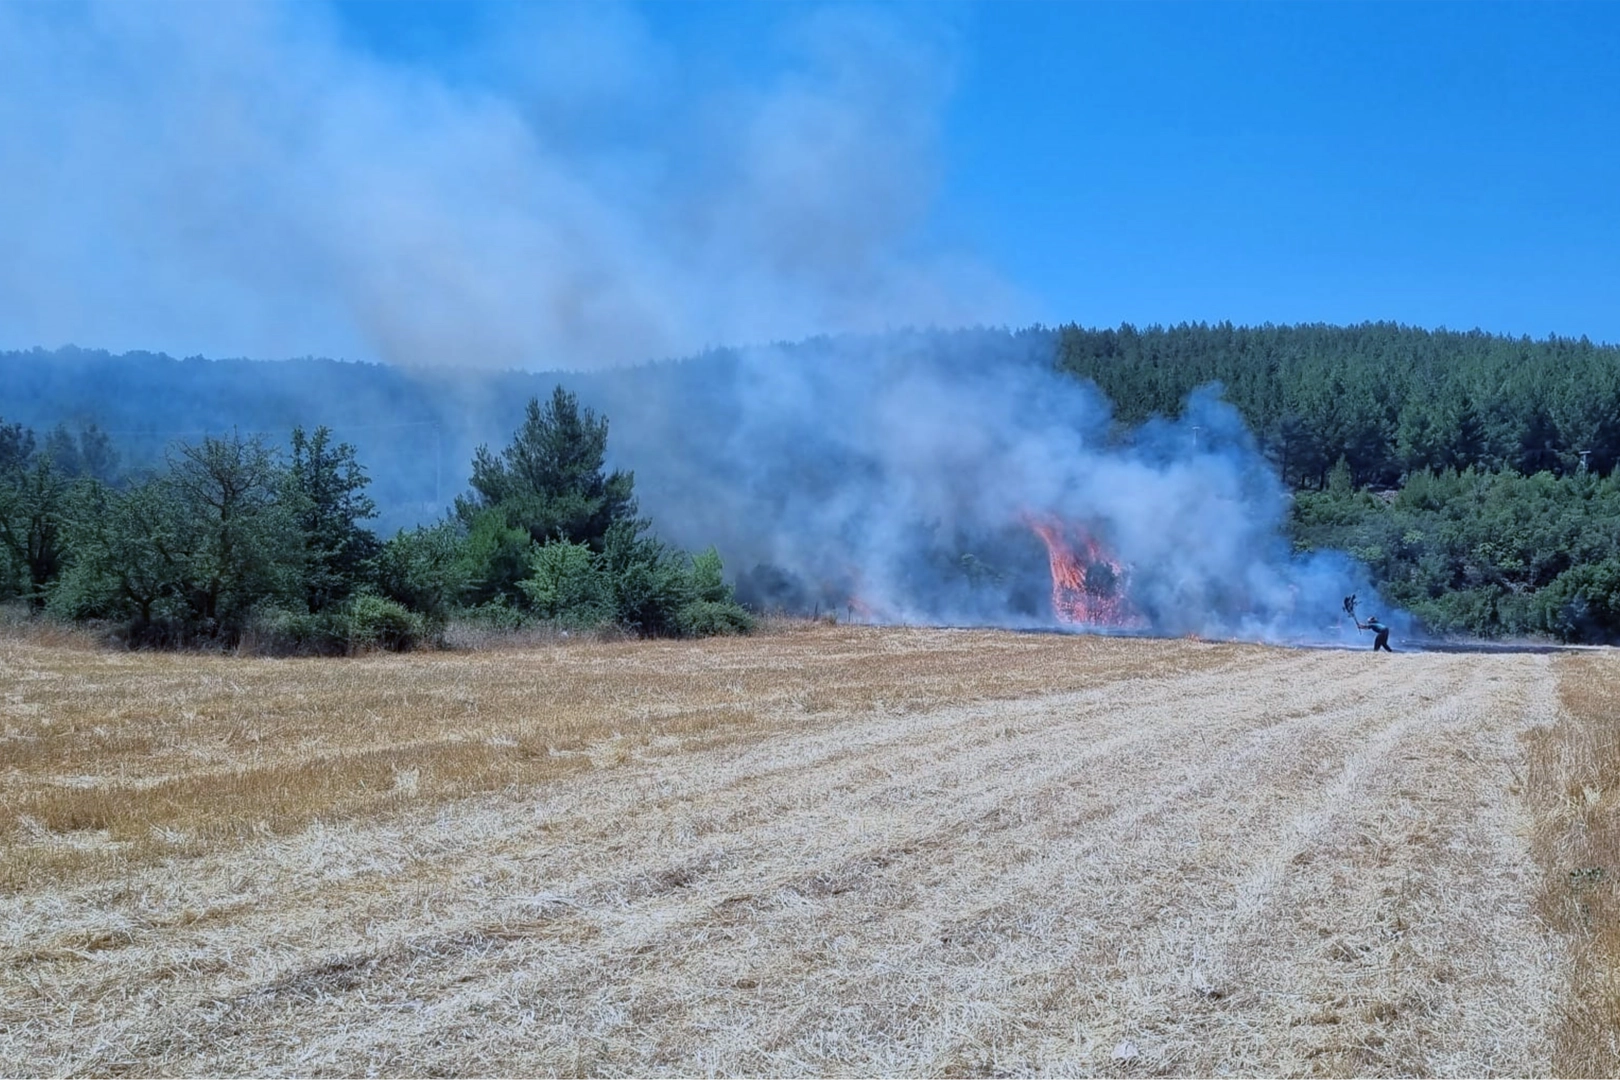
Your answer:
1025,516 -> 1144,629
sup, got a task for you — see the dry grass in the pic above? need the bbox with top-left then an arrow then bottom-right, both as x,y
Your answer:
0,625 -> 1599,1075
1524,654 -> 1620,1076
0,626 -> 1217,895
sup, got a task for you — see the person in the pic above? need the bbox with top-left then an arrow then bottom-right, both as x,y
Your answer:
1356,614 -> 1393,652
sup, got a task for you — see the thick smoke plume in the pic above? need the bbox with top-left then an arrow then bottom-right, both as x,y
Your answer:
0,1 -> 1012,367
597,331 -> 1406,645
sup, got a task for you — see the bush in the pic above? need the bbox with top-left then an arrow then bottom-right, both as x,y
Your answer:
1538,559 -> 1620,643
243,606 -> 346,656
372,523 -> 469,628
243,594 -> 427,655
674,599 -> 755,636
519,540 -> 610,627
342,593 -> 427,652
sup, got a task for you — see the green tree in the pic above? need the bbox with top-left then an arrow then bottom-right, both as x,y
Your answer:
0,419 -> 34,473
287,426 -> 380,612
373,522 -> 470,629
164,434 -> 300,639
519,540 -> 610,626
457,386 -> 637,550
0,455 -> 75,608
48,478 -> 190,636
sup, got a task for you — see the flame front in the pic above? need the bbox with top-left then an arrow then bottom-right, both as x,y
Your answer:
1026,516 -> 1141,628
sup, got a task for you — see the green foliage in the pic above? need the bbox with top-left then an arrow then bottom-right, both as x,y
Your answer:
244,606 -> 345,656
246,593 -> 427,655
457,506 -> 534,607
456,386 -> 637,550
287,426 -> 379,612
519,540 -> 610,626
47,437 -> 302,645
673,598 -> 755,636
0,454 -> 75,608
1293,467 -> 1620,640
164,435 -> 303,639
1058,322 -> 1620,489
676,547 -> 754,634
598,521 -> 691,637
1536,559 -> 1620,644
341,593 -> 427,651
6,389 -> 754,645
46,479 -> 189,634
372,522 -> 468,627
513,531 -> 752,637
445,385 -> 749,636
0,420 -> 34,473
43,422 -> 119,483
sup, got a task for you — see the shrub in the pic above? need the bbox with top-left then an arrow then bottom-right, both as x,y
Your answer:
519,540 -> 610,627
342,593 -> 427,652
372,523 -> 469,628
242,606 -> 347,656
674,599 -> 755,636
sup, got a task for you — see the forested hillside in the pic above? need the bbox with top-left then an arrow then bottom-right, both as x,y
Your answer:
6,322 -> 1620,642
1058,322 -> 1620,488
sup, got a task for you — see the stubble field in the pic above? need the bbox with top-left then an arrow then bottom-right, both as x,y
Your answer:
2,623 -> 1617,1076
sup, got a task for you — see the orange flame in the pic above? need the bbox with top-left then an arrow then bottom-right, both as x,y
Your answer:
1025,516 -> 1142,628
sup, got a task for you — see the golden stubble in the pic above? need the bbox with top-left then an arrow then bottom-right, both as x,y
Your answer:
0,626 -> 1222,892
0,625 -> 1606,1076
1524,653 -> 1620,1077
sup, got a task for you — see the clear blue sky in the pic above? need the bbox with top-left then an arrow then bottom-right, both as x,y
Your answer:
331,0 -> 1620,343
3,1 -> 1617,363
939,2 -> 1620,340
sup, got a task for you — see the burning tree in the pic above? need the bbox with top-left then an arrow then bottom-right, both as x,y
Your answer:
1025,515 -> 1143,628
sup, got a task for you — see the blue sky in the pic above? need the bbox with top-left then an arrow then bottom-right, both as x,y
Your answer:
2,1 -> 1616,365
940,3 -> 1619,339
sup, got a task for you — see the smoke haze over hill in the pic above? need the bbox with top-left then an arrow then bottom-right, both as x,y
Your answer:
0,2 -> 1412,643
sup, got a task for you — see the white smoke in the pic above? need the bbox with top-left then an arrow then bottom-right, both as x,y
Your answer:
596,330 -> 1405,644
0,1 -> 1016,367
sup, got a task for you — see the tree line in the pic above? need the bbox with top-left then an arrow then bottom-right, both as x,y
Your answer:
0,387 -> 751,650
10,322 -> 1620,644
1058,321 -> 1620,489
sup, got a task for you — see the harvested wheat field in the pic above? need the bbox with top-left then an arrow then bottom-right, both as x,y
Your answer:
3,623 -> 1617,1077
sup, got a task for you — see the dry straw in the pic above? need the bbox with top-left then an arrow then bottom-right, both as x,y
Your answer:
1,624 -> 1611,1075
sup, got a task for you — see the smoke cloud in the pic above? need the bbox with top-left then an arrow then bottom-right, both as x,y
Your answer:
0,1 -> 1014,367
1,2 -> 1404,645
594,331 -> 1406,645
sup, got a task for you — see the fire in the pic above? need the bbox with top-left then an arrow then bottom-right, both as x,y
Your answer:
1025,516 -> 1142,628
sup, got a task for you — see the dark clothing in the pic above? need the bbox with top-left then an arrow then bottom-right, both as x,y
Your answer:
1362,619 -> 1393,652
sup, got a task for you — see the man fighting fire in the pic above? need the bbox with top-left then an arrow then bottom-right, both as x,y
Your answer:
1356,613 -> 1393,652
1343,595 -> 1393,652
